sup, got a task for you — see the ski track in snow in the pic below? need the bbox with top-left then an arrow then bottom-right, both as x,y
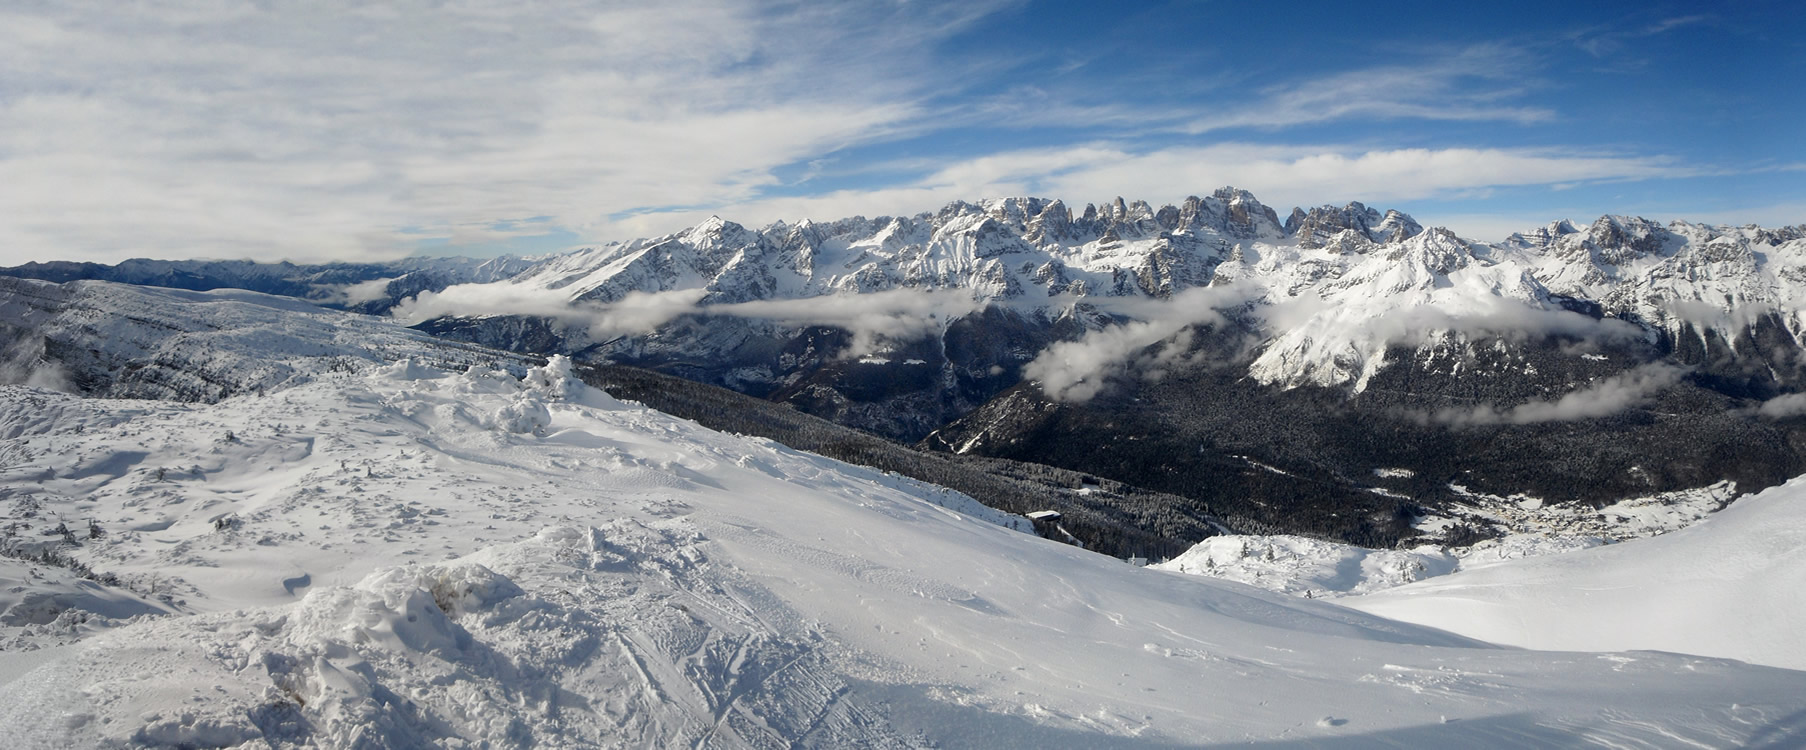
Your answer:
0,359 -> 1802,747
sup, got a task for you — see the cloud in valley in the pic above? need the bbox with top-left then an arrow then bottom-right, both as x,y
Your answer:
1024,285 -> 1253,403
394,285 -> 981,356
1361,297 -> 1650,350
1430,364 -> 1685,426
393,285 -> 712,342
709,289 -> 984,356
1756,393 -> 1806,419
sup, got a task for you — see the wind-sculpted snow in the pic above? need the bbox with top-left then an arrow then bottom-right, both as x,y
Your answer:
3,359 -> 1806,746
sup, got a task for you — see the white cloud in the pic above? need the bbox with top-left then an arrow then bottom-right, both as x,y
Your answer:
393,285 -> 711,343
1430,364 -> 1685,426
710,289 -> 984,356
1023,285 -> 1254,403
0,4 -> 1761,267
0,0 -> 1015,265
1573,14 -> 1712,58
643,143 -> 1702,233
1758,393 -> 1806,419
394,284 -> 980,357
1349,297 -> 1649,351
1181,46 -> 1554,134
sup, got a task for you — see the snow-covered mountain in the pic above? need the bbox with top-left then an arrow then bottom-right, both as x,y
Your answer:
15,191 -> 1802,408
0,255 -> 536,315
5,353 -> 1805,747
7,245 -> 1806,746
9,190 -> 1806,552
412,188 -> 1806,393
0,277 -> 530,402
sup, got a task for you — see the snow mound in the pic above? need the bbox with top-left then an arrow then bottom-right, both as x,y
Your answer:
491,395 -> 551,435
0,557 -> 175,649
1153,535 -> 1456,597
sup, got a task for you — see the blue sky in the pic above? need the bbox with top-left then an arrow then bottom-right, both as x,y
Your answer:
2,1 -> 1801,264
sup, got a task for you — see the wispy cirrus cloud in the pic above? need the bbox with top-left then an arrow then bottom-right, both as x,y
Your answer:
2,3 -> 1788,266
616,142 -> 1705,241
0,0 -> 1018,265
1180,46 -> 1554,134
1572,14 -> 1712,58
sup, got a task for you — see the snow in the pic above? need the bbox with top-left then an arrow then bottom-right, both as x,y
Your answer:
1347,475 -> 1806,671
0,557 -> 175,648
1155,481 -> 1743,600
400,191 -> 1806,398
1434,480 -> 1738,544
0,355 -> 1803,746
1152,535 -> 1456,598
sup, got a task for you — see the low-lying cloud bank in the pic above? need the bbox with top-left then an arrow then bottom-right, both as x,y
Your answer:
1428,364 -> 1686,426
708,289 -> 982,355
1756,393 -> 1806,419
392,284 -> 710,341
1024,285 -> 1253,403
393,285 -> 981,356
0,333 -> 74,393
1257,294 -> 1650,355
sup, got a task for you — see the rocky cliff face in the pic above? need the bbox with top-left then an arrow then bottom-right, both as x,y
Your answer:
1284,201 -> 1425,249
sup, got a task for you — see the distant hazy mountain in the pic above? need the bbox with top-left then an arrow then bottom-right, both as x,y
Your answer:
0,255 -> 536,314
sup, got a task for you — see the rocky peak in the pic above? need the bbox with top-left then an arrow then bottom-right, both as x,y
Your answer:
1756,224 -> 1806,246
1154,203 -> 1182,232
1372,210 -> 1424,243
1207,186 -> 1285,240
1586,215 -> 1668,266
1287,201 -> 1421,248
1026,199 -> 1077,245
1284,207 -> 1309,235
934,200 -> 981,225
1380,227 -> 1471,279
985,196 -> 1044,226
1506,220 -> 1582,249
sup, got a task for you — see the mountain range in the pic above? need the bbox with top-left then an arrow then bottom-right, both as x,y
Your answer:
7,187 -> 1806,551
5,218 -> 1806,745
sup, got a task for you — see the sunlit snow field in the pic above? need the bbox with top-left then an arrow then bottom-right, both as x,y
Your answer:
1,354 -> 1803,747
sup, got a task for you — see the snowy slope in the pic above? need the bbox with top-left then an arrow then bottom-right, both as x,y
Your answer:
2,359 -> 1804,747
1152,481 -> 1743,600
1346,475 -> 1806,672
